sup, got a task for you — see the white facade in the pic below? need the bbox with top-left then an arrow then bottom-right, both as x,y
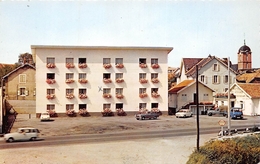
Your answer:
31,45 -> 173,115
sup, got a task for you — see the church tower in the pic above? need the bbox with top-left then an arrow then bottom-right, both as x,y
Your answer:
237,40 -> 252,70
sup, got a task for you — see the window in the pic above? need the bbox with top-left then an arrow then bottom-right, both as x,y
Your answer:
224,88 -> 228,92
103,58 -> 111,64
79,104 -> 87,110
201,75 -> 204,82
47,104 -> 55,110
151,73 -> 158,79
151,58 -> 158,64
151,88 -> 158,93
79,58 -> 86,64
115,58 -> 123,64
18,88 -> 26,96
116,73 -> 123,79
139,73 -> 146,79
139,58 -> 146,64
139,103 -> 146,109
103,103 -> 111,109
139,88 -> 146,94
47,73 -> 55,79
66,58 -> 74,64
103,88 -> 111,94
47,89 -> 55,94
213,63 -> 219,71
47,57 -> 55,64
103,73 -> 111,79
66,89 -> 74,94
212,75 -> 220,84
79,73 -> 86,79
66,73 -> 74,80
151,103 -> 158,108
19,74 -> 26,83
181,94 -> 187,101
116,103 -> 123,109
116,88 -> 123,94
79,89 -> 86,94
66,104 -> 74,110
240,101 -> 244,109
224,75 -> 228,83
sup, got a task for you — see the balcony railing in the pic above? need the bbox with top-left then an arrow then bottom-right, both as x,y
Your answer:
139,78 -> 148,84
103,63 -> 112,69
151,63 -> 160,69
78,79 -> 88,84
78,63 -> 87,68
46,94 -> 55,99
139,93 -> 148,98
116,94 -> 124,99
139,63 -> 147,68
103,78 -> 112,83
103,93 -> 112,99
46,79 -> 56,84
79,94 -> 88,99
151,78 -> 159,83
66,63 -> 75,69
116,78 -> 124,83
66,93 -> 75,99
115,63 -> 124,68
46,63 -> 56,68
65,79 -> 75,84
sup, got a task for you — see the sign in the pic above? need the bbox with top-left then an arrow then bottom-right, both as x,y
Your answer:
218,120 -> 226,126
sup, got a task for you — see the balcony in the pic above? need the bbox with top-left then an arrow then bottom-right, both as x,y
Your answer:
46,79 -> 56,84
116,94 -> 124,99
79,94 -> 88,99
139,93 -> 148,98
65,79 -> 75,84
139,78 -> 148,84
66,63 -> 75,69
46,94 -> 55,99
78,79 -> 88,84
103,63 -> 112,69
103,93 -> 112,99
151,78 -> 159,83
78,63 -> 87,69
139,63 -> 147,68
66,93 -> 75,99
116,78 -> 124,83
46,63 -> 56,68
151,63 -> 160,69
115,63 -> 124,69
151,92 -> 160,98
103,78 -> 112,84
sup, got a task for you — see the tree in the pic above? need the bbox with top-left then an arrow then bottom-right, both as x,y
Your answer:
0,63 -> 18,80
18,52 -> 34,65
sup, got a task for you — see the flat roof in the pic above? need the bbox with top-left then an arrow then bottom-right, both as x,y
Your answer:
31,45 -> 173,53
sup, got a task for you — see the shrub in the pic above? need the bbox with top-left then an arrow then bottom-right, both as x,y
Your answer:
187,134 -> 260,164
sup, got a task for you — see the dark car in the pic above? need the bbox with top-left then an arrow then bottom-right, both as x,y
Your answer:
135,112 -> 159,120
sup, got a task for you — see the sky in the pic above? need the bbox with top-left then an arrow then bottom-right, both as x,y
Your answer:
0,1 -> 260,68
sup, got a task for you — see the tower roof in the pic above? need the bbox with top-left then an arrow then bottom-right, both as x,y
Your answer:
238,40 -> 251,54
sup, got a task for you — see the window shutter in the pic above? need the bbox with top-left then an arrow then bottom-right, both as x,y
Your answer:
212,76 -> 214,84
205,76 -> 208,84
218,64 -> 220,71
229,76 -> 232,84
25,90 -> 28,96
17,90 -> 20,95
217,75 -> 220,84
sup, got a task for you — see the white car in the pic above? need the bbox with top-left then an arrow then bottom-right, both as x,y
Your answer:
4,127 -> 40,142
176,109 -> 193,118
40,112 -> 51,121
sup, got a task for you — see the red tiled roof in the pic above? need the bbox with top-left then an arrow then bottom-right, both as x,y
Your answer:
236,69 -> 260,83
237,83 -> 260,98
168,80 -> 194,93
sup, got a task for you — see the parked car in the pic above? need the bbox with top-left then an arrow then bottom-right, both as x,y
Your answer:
228,107 -> 243,119
207,108 -> 227,117
176,109 -> 193,118
40,112 -> 51,121
135,112 -> 160,120
4,127 -> 40,143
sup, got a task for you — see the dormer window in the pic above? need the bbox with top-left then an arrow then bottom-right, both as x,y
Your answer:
213,63 -> 219,71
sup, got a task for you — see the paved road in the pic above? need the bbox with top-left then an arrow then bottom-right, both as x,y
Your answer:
0,124 -> 258,149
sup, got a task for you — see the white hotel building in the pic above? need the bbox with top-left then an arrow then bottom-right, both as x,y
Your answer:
31,45 -> 173,116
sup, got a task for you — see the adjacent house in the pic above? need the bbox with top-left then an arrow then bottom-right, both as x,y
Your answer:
31,45 -> 173,116
168,79 -> 214,115
229,83 -> 260,115
2,63 -> 36,100
177,55 -> 238,94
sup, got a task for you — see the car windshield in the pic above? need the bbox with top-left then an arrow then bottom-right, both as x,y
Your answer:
42,113 -> 49,115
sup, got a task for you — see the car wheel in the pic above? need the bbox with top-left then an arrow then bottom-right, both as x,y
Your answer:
208,113 -> 212,116
142,116 -> 145,120
7,138 -> 14,143
240,117 -> 243,119
154,117 -> 157,119
176,116 -> 178,118
136,118 -> 139,120
31,137 -> 37,141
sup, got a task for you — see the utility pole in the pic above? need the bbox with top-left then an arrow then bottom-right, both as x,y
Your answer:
196,65 -> 200,151
228,57 -> 231,135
